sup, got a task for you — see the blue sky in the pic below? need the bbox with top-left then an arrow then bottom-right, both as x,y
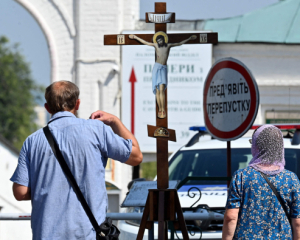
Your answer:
0,0 -> 50,87
0,0 -> 279,88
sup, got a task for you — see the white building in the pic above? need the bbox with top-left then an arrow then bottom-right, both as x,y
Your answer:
34,105 -> 47,127
14,0 -> 140,202
0,135 -> 32,239
10,0 -> 300,220
203,0 -> 300,124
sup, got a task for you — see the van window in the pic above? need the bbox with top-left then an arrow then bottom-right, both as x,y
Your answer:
169,148 -> 300,184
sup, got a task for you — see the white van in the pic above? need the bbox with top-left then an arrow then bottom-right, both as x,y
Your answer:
119,125 -> 300,240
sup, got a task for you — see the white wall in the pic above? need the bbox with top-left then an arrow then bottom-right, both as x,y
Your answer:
0,141 -> 32,239
16,0 -> 138,119
213,43 -> 300,124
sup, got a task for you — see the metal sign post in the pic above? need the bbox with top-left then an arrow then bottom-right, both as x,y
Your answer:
227,141 -> 231,187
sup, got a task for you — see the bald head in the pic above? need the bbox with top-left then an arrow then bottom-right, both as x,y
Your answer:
45,80 -> 80,114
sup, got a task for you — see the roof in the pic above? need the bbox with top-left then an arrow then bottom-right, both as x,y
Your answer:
0,134 -> 19,156
204,0 -> 300,43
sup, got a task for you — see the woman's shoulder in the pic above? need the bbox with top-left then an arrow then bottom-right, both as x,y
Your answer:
233,166 -> 256,176
234,168 -> 298,177
282,168 -> 297,175
281,169 -> 299,181
231,167 -> 258,181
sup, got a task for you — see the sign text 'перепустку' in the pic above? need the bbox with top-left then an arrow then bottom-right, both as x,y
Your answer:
207,82 -> 250,115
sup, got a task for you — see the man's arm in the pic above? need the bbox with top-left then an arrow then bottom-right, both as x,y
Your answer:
222,208 -> 239,240
169,35 -> 197,48
12,183 -> 31,201
129,35 -> 155,47
90,110 -> 143,166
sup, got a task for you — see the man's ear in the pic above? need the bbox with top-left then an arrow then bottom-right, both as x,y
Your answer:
75,99 -> 80,110
44,103 -> 52,114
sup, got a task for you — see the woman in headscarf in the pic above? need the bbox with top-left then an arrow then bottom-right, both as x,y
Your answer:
222,125 -> 300,239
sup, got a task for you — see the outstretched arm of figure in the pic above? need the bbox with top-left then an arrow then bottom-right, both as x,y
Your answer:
129,34 -> 155,46
169,35 -> 197,47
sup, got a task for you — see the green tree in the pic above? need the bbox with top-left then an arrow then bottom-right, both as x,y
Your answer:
0,36 -> 43,150
141,162 -> 157,180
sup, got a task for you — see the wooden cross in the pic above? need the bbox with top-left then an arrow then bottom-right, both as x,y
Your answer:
105,2 -> 217,190
104,2 -> 218,239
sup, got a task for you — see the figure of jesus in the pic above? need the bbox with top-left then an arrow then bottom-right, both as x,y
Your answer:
129,32 -> 197,118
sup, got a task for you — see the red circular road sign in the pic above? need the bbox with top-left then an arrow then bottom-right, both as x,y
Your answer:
203,58 -> 259,141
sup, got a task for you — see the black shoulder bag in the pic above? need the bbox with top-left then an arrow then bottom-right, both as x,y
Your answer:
43,126 -> 120,240
260,172 -> 292,229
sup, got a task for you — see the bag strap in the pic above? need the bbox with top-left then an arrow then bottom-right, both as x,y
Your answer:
260,172 -> 292,227
43,126 -> 101,233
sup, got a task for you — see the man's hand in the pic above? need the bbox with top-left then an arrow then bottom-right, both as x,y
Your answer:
190,35 -> 197,40
129,34 -> 136,39
90,110 -> 117,126
90,110 -> 143,166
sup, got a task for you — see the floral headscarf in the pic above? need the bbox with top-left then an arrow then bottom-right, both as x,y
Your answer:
249,124 -> 285,175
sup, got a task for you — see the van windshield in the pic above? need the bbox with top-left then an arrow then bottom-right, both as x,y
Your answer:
169,148 -> 300,185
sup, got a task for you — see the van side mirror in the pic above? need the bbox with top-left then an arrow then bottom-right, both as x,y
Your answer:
292,129 -> 300,145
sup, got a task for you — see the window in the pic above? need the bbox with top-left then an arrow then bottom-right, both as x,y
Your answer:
169,148 -> 300,184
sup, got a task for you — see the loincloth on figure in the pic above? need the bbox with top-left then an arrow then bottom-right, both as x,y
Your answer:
152,62 -> 168,94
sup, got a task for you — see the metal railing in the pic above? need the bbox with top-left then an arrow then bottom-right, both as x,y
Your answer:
0,211 -> 223,240
0,211 -> 223,221
0,176 -> 229,239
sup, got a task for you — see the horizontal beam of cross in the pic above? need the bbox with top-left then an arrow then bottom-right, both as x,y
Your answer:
104,33 -> 218,45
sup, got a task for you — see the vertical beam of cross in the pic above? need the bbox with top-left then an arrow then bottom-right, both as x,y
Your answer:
154,2 -> 169,190
104,3 -> 218,239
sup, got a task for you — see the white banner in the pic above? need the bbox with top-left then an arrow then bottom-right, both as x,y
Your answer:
122,31 -> 212,152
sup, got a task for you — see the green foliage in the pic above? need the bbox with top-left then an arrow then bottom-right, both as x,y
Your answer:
140,161 -> 157,180
0,36 -> 43,150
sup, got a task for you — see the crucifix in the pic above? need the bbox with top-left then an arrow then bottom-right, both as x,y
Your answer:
104,2 -> 218,239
